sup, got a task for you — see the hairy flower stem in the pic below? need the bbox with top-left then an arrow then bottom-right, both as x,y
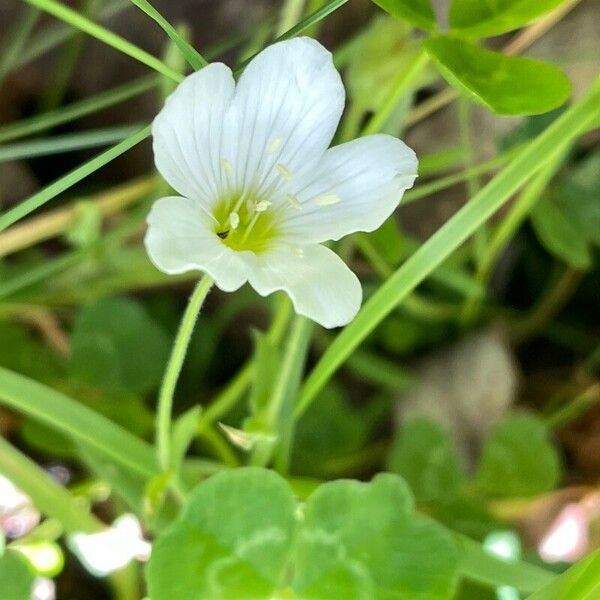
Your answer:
156,275 -> 213,471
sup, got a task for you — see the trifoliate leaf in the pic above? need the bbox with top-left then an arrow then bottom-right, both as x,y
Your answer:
424,37 -> 571,115
449,0 -> 565,39
148,468 -> 461,599
371,0 -> 437,31
69,297 -> 170,393
475,414 -> 561,497
0,550 -> 34,600
387,418 -> 466,502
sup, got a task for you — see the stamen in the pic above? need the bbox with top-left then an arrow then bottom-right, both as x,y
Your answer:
315,194 -> 340,206
267,137 -> 283,154
286,194 -> 302,210
240,213 -> 260,244
276,163 -> 293,180
229,211 -> 240,229
255,200 -> 271,213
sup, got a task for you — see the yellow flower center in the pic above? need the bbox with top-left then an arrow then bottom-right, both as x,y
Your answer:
213,194 -> 278,254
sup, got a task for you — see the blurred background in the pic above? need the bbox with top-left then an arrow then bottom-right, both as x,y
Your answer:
0,1 -> 599,598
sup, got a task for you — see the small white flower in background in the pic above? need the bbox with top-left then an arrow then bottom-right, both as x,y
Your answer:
32,577 -> 56,600
0,474 -> 40,538
145,37 -> 417,328
69,514 -> 151,577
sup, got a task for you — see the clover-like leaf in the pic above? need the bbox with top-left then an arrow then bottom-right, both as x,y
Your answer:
531,152 -> 600,269
449,0 -> 565,39
475,414 -> 561,497
387,418 -> 466,502
148,469 -> 460,599
371,0 -> 436,31
424,37 -> 571,115
147,468 -> 297,599
69,297 -> 170,393
0,550 -> 34,600
294,474 -> 460,599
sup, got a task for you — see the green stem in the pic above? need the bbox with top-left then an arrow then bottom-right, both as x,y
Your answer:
156,276 -> 213,471
362,48 -> 429,136
252,315 -> 313,471
0,436 -> 102,533
545,384 -> 600,430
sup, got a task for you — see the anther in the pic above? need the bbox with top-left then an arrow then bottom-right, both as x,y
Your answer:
276,163 -> 293,180
229,211 -> 240,229
255,200 -> 271,213
286,194 -> 302,210
315,194 -> 340,206
267,137 -> 283,154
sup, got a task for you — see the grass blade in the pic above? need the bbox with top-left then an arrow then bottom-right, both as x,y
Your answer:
0,5 -> 40,85
0,75 -> 159,144
24,0 -> 184,82
12,0 -> 129,75
0,124 -> 144,163
295,77 -> 600,418
128,0 -> 207,70
0,366 -> 157,478
0,124 -> 151,232
235,0 -> 351,73
0,436 -> 102,533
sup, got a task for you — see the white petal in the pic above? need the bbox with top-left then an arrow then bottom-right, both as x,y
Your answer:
152,64 -> 235,211
227,37 -> 345,200
279,134 -> 418,243
246,244 -> 362,328
144,196 -> 250,292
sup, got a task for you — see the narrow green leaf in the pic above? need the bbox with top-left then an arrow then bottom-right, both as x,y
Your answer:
235,0 -> 351,73
11,0 -> 129,75
371,0 -> 437,31
0,124 -> 151,232
0,366 -> 157,477
296,78 -> 600,418
424,37 -> 571,115
277,0 -> 352,41
449,0 -> 565,39
527,550 -> 600,600
0,5 -> 40,86
0,436 -> 101,533
24,0 -> 183,82
0,124 -> 143,163
128,0 -> 206,70
456,534 -> 555,593
0,74 -> 158,144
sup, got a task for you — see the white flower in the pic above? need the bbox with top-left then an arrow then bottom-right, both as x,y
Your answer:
69,514 -> 151,577
145,37 -> 417,328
